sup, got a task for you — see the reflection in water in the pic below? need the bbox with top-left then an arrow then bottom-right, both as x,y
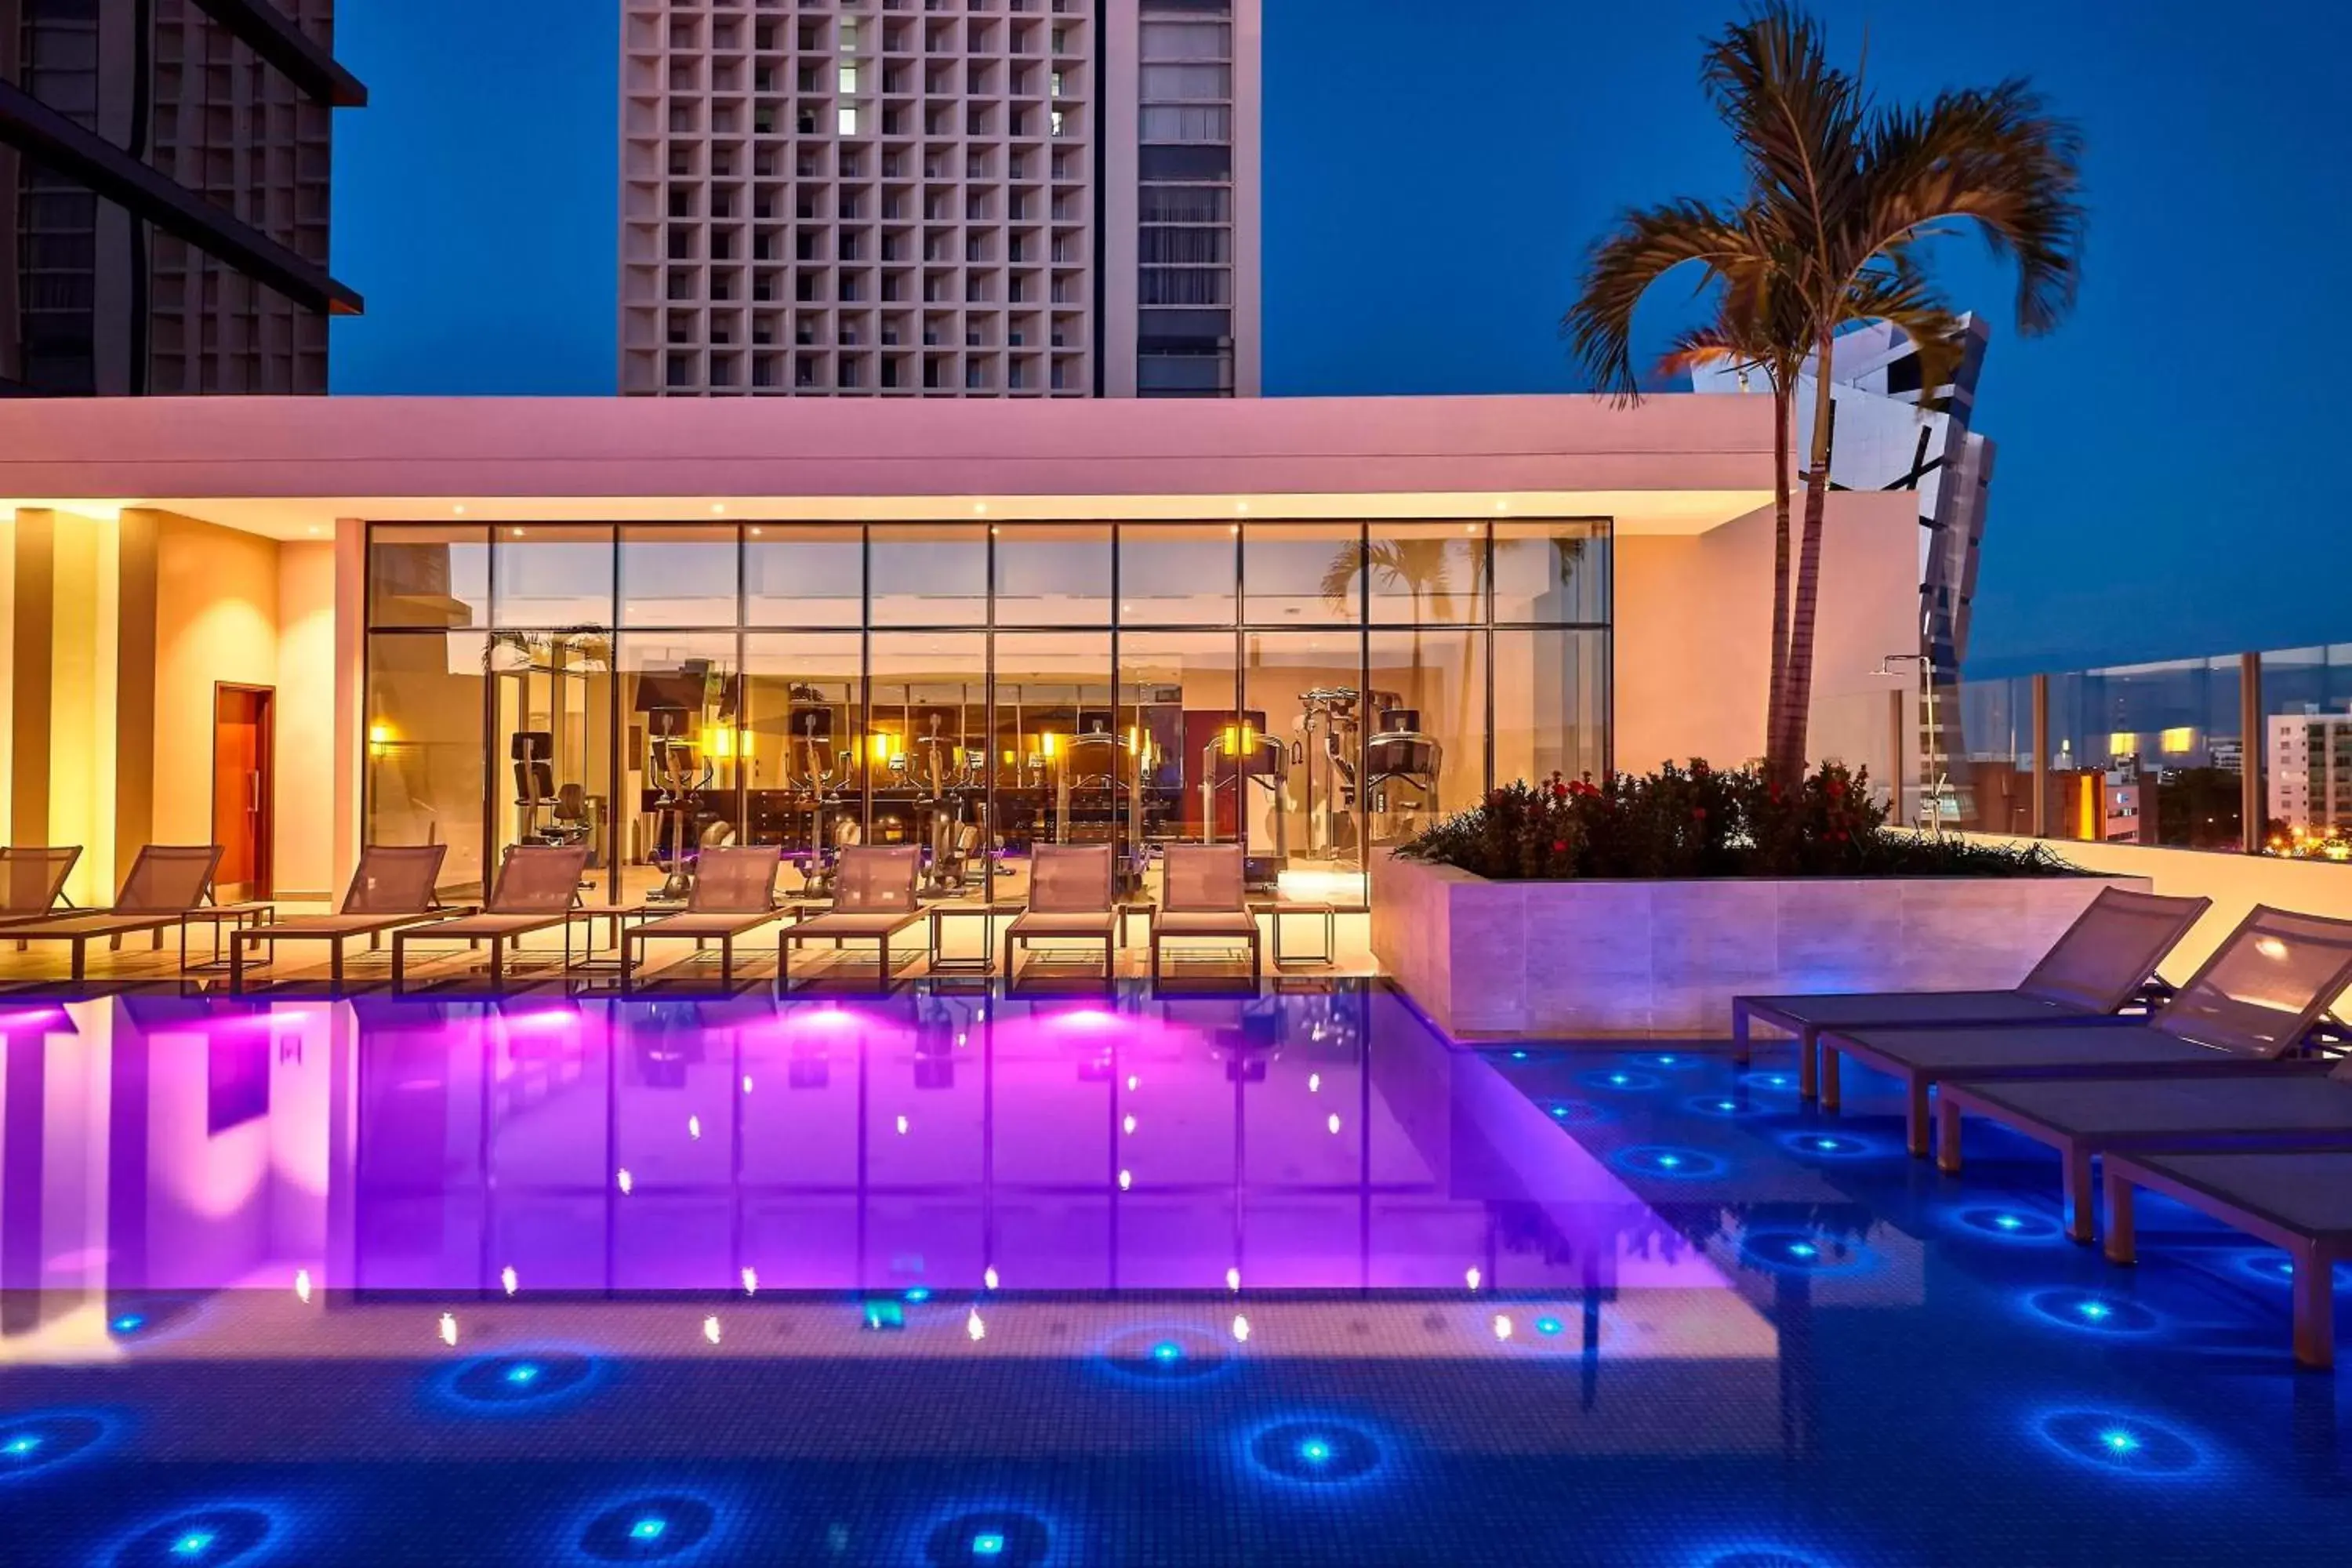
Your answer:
0,986 -> 1741,1302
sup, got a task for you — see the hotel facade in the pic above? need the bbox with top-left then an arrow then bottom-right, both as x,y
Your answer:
0,394 -> 1917,916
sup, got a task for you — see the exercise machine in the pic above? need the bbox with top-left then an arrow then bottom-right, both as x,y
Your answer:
1054,719 -> 1147,890
512,732 -> 596,852
786,706 -> 856,893
1365,706 -> 1443,844
1197,714 -> 1287,890
909,713 -> 988,895
1294,688 -> 1364,862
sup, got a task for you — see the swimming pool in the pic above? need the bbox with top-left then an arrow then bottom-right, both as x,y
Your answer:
2,986 -> 2346,1564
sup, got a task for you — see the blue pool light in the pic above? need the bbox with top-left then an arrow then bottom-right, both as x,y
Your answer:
111,1312 -> 147,1334
3,1434 -> 38,1457
1994,1214 -> 2024,1232
1715,1100 -> 1737,1112
1297,1436 -> 1331,1465
864,1301 -> 906,1330
505,1362 -> 541,1385
2024,1289 -> 2161,1337
1534,1316 -> 1563,1336
1150,1341 -> 1182,1363
1788,1242 -> 1818,1259
1658,1153 -> 1683,1169
1611,1145 -> 1730,1180
579,1494 -> 717,1561
2078,1300 -> 2113,1323
1656,1055 -> 1677,1066
1511,1051 -> 1528,1061
630,1517 -> 668,1542
2100,1428 -> 2139,1455
1609,1073 -> 1629,1086
171,1531 -> 216,1558
2034,1410 -> 2202,1477
904,1286 -> 932,1303
971,1534 -> 1006,1558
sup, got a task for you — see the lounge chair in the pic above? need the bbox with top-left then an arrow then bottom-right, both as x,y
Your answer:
1935,1062 -> 2352,1243
0,844 -> 223,981
779,846 -> 925,989
1149,844 -> 1260,986
1,846 -> 82,931
1733,887 -> 2211,1098
390,844 -> 591,991
228,844 -> 458,993
1816,906 -> 2352,1160
1003,843 -> 1119,986
622,844 -> 786,989
2099,1149 -> 2352,1368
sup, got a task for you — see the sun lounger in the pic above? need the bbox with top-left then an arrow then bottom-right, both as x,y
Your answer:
1816,906 -> 2352,1158
622,844 -> 786,989
2099,1149 -> 2352,1367
1733,886 -> 2210,1097
390,844 -> 591,991
779,846 -> 924,989
1149,844 -> 1259,986
0,844 -> 223,981
228,844 -> 459,992
0,846 -> 82,928
1934,1065 -> 2352,1242
1003,844 -> 1119,987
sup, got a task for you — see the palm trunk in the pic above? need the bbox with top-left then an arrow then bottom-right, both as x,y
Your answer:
1777,328 -> 1839,782
1764,384 -> 1794,774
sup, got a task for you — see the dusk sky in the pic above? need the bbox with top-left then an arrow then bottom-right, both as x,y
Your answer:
329,0 -> 2352,679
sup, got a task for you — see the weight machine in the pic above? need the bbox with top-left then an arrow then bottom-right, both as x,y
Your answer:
1365,706 -> 1443,844
1197,713 -> 1288,890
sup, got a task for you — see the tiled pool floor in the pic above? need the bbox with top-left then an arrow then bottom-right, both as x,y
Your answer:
1,988 -> 2347,1565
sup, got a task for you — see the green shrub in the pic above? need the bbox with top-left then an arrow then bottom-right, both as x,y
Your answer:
1396,760 -> 2079,880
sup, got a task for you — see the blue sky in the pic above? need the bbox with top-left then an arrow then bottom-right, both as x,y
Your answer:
329,0 -> 2352,677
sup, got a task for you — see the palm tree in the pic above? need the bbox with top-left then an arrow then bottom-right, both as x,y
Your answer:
1563,2 -> 2083,781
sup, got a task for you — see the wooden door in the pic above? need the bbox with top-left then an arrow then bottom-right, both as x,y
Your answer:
212,686 -> 274,903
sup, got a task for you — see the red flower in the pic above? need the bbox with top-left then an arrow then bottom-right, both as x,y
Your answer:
1553,782 -> 1570,800
1551,840 -> 1567,853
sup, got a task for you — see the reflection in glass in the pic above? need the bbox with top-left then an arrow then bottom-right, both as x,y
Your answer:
619,633 -> 742,899
1367,630 -> 1483,845
2260,644 -> 2352,857
1244,522 -> 1359,626
744,633 -> 863,892
869,633 -> 989,891
489,630 -> 614,895
1247,630 -> 1364,876
993,524 -> 1112,625
746,524 -> 863,626
1119,524 -> 1236,626
869,524 -> 987,626
1494,629 -> 1606,787
366,632 -> 486,898
622,524 -> 738,626
995,632 -> 1118,900
368,525 -> 488,628
2048,657 -> 2241,849
1367,522 -> 1483,625
1120,633 -> 1245,866
1493,520 -> 1609,622
492,525 -> 615,628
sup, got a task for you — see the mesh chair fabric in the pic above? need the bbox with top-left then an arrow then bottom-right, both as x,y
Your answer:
0,847 -> 81,916
1029,844 -> 1113,914
690,845 -> 785,913
1160,846 -> 1245,913
485,845 -> 590,913
113,845 -> 222,913
2155,906 -> 2352,1056
2017,887 -> 2210,1011
342,845 -> 448,913
834,847 -> 919,912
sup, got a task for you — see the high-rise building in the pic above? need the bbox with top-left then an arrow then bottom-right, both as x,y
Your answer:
0,0 -> 365,396
619,0 -> 1259,398
2267,707 -> 2352,837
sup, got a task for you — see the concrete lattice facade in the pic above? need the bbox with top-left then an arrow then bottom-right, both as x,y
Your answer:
622,0 -> 1258,399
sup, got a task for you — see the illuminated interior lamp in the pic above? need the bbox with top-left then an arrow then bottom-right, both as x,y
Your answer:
367,722 -> 394,753
1040,731 -> 1059,760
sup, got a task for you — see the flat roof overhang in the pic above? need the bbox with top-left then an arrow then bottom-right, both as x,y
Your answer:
0,393 -> 1777,539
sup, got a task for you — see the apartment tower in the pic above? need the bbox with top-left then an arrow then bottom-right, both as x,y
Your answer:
0,0 -> 365,395
619,0 -> 1258,397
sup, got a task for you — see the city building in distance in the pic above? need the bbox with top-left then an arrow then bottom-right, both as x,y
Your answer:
0,0 -> 365,395
620,0 -> 1259,398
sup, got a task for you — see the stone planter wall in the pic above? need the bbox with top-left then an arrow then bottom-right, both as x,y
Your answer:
1370,851 -> 2153,1040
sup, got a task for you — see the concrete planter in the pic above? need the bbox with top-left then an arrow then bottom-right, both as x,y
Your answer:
1370,851 -> 2151,1040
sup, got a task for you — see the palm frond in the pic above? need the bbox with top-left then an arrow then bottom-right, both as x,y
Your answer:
1561,198 -> 1767,403
1850,81 -> 2085,335
1702,2 -> 1865,291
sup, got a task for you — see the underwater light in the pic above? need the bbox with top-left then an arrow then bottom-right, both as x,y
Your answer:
616,1168 -> 634,1195
1118,1169 -> 1133,1191
111,1313 -> 146,1334
630,1516 -> 668,1541
1994,1214 -> 2024,1231
1465,1265 -> 1481,1292
1658,1154 -> 1683,1168
1788,1243 -> 1818,1259
1151,1341 -> 1181,1363
904,1287 -> 932,1304
506,1362 -> 541,1385
1511,1050 -> 1528,1060
1232,1315 -> 1250,1342
983,1267 -> 1000,1291
294,1269 -> 312,1305
1534,1316 -> 1563,1336
3,1435 -> 39,1456
171,1532 -> 216,1558
1123,1113 -> 1137,1135
1226,1267 -> 1241,1293
1327,1113 -> 1341,1134
439,1312 -> 459,1347
1298,1437 -> 1332,1465
971,1534 -> 1006,1558
1551,1105 -> 1569,1117
2100,1428 -> 2140,1455
966,1310 -> 986,1341
1657,1055 -> 1677,1065
2078,1301 -> 2113,1322
1609,1073 -> 1628,1085
1493,1314 -> 1512,1341
1308,1073 -> 1321,1092
703,1316 -> 722,1345
502,1265 -> 519,1297
1715,1100 -> 1737,1112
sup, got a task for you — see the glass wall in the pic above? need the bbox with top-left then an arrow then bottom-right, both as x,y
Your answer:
363,518 -> 1613,907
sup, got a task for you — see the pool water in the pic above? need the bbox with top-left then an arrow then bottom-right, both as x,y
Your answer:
1,987 -> 2347,1565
